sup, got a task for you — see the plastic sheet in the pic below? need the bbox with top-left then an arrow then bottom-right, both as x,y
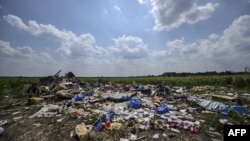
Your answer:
155,105 -> 169,114
128,98 -> 141,109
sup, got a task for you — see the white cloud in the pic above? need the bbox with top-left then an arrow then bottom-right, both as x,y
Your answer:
150,50 -> 170,58
166,37 -> 198,54
220,15 -> 250,53
108,35 -> 148,59
138,0 -> 144,4
138,0 -> 149,4
39,52 -> 56,63
150,0 -> 218,31
114,5 -> 121,12
158,15 -> 250,72
208,34 -> 219,40
0,40 -> 58,76
4,15 -> 75,41
0,40 -> 33,57
3,14 -> 28,30
3,14 -> 107,58
167,37 -> 185,50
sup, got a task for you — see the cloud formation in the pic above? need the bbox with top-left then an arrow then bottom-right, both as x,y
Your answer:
0,40 -> 32,57
0,40 -> 58,76
150,0 -> 218,31
1,14 -> 250,76
160,15 -> 250,72
108,35 -> 148,59
3,14 -> 106,58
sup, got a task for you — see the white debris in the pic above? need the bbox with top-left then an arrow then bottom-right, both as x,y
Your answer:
152,133 -> 159,139
130,134 -> 137,140
120,138 -> 129,141
170,128 -> 180,133
33,123 -> 41,127
219,119 -> 228,124
0,120 -> 8,126
29,104 -> 61,118
12,111 -> 20,115
13,116 -> 22,121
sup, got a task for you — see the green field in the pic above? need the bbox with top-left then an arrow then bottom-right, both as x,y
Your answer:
79,74 -> 250,89
1,74 -> 250,94
1,74 -> 250,89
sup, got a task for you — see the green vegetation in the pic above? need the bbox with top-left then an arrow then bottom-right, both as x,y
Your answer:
0,77 -> 39,97
1,74 -> 250,97
79,74 -> 250,89
0,77 -> 40,109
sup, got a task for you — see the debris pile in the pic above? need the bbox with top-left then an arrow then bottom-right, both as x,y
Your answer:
0,70 -> 249,141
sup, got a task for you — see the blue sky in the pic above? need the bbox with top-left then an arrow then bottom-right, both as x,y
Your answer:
0,0 -> 250,77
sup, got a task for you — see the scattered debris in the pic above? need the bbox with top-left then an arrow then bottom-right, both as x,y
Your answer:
0,70 -> 249,141
0,120 -> 8,126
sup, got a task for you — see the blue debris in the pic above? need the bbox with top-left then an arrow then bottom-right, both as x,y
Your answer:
128,98 -> 141,109
155,105 -> 170,114
74,94 -> 85,101
220,105 -> 248,117
93,116 -> 107,131
93,111 -> 119,131
120,95 -> 129,100
106,110 -> 119,120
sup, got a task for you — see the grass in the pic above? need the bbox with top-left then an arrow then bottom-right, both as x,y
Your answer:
1,74 -> 250,97
78,74 -> 250,90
